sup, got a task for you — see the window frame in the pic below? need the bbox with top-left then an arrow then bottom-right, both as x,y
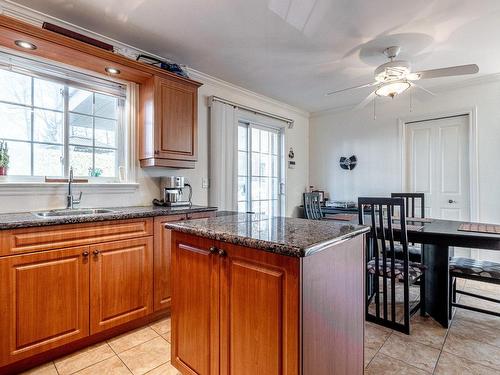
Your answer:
237,119 -> 285,217
0,63 -> 127,183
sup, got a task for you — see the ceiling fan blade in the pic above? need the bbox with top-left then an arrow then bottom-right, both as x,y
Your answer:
410,82 -> 436,96
325,82 -> 377,96
354,91 -> 376,110
414,64 -> 479,80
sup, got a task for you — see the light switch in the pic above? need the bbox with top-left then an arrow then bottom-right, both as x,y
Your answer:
202,178 -> 209,188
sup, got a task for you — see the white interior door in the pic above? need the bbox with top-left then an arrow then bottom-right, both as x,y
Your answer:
405,115 -> 470,222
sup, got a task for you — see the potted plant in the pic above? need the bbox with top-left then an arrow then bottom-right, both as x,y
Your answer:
0,141 -> 9,176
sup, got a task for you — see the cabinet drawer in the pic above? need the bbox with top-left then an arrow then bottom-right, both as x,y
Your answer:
0,218 -> 153,256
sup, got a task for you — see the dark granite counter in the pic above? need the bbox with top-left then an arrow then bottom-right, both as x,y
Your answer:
0,205 -> 217,230
166,213 -> 369,257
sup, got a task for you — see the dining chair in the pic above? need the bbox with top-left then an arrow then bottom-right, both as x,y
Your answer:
390,193 -> 425,263
359,197 -> 425,334
449,257 -> 500,318
303,192 -> 325,220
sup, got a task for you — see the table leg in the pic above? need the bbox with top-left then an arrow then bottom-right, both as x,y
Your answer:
422,244 -> 450,328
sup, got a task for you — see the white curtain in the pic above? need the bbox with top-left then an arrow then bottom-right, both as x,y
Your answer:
209,99 -> 238,211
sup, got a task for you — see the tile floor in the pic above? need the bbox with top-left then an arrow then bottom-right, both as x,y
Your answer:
23,279 -> 500,375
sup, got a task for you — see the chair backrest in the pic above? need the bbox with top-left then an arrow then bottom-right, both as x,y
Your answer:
358,196 -> 411,333
391,193 -> 425,218
303,192 -> 323,220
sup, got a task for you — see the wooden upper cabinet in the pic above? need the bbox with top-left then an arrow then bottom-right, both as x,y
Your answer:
90,237 -> 154,334
140,75 -> 201,169
0,246 -> 90,366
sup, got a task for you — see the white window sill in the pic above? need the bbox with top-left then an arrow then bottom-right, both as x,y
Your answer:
0,182 -> 140,196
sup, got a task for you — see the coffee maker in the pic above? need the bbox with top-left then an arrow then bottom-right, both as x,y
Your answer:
161,176 -> 192,207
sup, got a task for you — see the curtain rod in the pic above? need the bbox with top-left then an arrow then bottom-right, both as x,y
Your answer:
209,96 -> 294,128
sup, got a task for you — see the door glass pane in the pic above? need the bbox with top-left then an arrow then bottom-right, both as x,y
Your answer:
238,125 -> 247,151
0,69 -> 31,105
33,144 -> 63,176
238,151 -> 247,176
238,177 -> 247,201
251,128 -> 260,151
0,103 -> 31,141
34,79 -> 63,111
33,109 -> 63,143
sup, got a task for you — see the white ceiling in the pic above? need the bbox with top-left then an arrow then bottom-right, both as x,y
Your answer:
9,0 -> 500,112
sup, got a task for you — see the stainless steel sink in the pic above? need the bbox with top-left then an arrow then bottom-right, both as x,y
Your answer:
34,208 -> 116,218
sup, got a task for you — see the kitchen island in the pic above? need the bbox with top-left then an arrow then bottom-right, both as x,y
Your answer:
166,214 -> 369,375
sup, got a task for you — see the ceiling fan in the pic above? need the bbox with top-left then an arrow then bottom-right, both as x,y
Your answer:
325,46 -> 479,107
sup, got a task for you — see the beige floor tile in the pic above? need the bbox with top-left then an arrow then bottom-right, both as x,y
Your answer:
54,342 -> 115,375
21,362 -> 58,375
394,315 -> 448,349
108,326 -> 160,353
118,336 -> 171,375
434,351 -> 499,375
453,308 -> 500,330
145,362 -> 181,375
150,318 -> 171,335
465,279 -> 500,294
379,333 -> 440,373
365,352 -> 428,374
364,323 -> 391,367
450,318 -> 500,348
443,331 -> 500,370
74,356 -> 131,375
162,331 -> 171,343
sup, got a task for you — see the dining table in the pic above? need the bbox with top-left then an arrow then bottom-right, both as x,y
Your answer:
336,213 -> 500,328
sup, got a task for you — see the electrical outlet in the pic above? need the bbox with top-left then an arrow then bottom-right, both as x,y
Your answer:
202,177 -> 209,189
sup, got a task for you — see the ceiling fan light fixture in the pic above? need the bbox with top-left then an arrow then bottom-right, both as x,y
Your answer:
375,81 -> 411,98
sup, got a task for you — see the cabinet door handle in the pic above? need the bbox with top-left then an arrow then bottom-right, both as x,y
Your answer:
218,249 -> 227,257
82,251 -> 89,257
93,249 -> 100,256
209,246 -> 218,254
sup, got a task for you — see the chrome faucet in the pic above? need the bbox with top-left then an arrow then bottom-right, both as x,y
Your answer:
66,167 -> 82,209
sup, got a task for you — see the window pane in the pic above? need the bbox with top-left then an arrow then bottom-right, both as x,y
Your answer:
5,141 -> 30,175
238,125 -> 247,151
94,118 -> 117,148
95,148 -> 116,177
238,151 -> 247,176
69,113 -> 93,146
271,132 -> 278,155
251,177 -> 260,200
272,155 -> 279,176
33,143 -> 63,176
0,103 -> 31,141
260,154 -> 271,177
34,109 -> 63,144
69,145 -> 93,177
238,177 -> 247,201
261,130 -> 269,153
95,93 -> 117,119
69,88 -> 93,115
34,79 -> 63,111
251,153 -> 260,176
0,69 -> 31,105
251,128 -> 260,151
260,177 -> 270,200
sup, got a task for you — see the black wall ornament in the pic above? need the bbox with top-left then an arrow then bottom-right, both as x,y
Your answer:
339,155 -> 357,170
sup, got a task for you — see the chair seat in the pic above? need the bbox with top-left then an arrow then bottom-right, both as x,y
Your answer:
386,243 -> 422,263
367,258 -> 423,282
450,257 -> 500,280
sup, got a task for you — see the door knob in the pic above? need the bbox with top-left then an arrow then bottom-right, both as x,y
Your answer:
448,199 -> 457,204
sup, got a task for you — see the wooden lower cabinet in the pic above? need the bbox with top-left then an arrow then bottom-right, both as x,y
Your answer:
90,237 -> 154,333
171,232 -> 299,375
0,246 -> 90,366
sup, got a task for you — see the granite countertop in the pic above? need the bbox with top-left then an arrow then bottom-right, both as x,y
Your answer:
0,205 -> 218,230
166,213 -> 369,257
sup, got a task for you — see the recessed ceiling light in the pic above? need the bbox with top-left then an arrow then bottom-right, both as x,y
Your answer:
105,67 -> 120,75
15,40 -> 37,50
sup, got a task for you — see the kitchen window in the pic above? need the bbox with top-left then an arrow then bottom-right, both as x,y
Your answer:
0,52 -> 127,182
237,121 -> 284,217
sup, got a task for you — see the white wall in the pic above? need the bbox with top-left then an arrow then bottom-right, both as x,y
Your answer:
160,70 -> 310,217
309,79 -> 500,225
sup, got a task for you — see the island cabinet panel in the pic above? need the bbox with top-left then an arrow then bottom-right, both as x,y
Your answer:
0,246 -> 90,366
218,242 -> 300,375
90,237 -> 154,334
301,235 -> 365,375
171,233 -> 219,375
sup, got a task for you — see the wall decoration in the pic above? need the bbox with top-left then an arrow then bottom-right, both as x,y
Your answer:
339,155 -> 357,170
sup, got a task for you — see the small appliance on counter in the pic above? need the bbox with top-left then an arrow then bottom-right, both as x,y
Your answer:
153,176 -> 193,207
